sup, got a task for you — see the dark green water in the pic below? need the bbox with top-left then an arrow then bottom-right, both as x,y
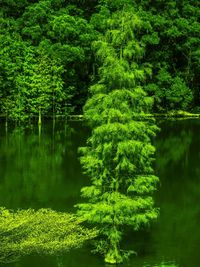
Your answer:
0,119 -> 200,267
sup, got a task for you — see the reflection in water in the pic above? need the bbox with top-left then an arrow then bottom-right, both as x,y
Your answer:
144,263 -> 177,267
0,119 -> 200,267
156,129 -> 192,172
0,121 -> 89,211
153,120 -> 200,267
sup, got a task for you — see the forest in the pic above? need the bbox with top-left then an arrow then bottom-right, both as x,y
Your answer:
1,0 -> 200,122
0,1 -> 200,267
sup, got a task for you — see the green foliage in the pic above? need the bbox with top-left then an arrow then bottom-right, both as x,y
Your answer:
146,70 -> 193,111
77,2 -> 159,264
136,0 -> 200,111
0,207 -> 97,264
0,0 -> 97,120
19,1 -> 97,111
1,0 -> 200,119
0,22 -> 27,119
0,41 -> 68,122
15,51 -> 67,122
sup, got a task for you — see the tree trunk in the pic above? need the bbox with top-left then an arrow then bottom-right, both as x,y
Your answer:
38,108 -> 42,125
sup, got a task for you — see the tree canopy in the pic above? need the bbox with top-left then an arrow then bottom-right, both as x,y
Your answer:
76,2 -> 159,264
1,0 -> 200,121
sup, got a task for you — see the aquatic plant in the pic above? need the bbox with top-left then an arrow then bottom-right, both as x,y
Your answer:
0,207 -> 97,263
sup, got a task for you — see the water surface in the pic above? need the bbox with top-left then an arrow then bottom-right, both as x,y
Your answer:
0,119 -> 200,267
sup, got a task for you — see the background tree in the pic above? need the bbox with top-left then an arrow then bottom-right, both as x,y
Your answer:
0,0 -> 97,120
135,0 -> 200,111
1,0 -> 200,119
16,51 -> 66,123
77,1 -> 159,264
0,17 -> 27,121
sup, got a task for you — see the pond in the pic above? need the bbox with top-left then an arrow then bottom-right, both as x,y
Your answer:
0,119 -> 200,267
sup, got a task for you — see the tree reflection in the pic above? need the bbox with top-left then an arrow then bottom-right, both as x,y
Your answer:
156,122 -> 192,173
0,121 -> 89,211
153,120 -> 200,267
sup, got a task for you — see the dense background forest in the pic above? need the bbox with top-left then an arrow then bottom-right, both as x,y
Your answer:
1,0 -> 200,121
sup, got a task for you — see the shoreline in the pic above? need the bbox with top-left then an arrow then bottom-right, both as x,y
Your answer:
0,112 -> 199,122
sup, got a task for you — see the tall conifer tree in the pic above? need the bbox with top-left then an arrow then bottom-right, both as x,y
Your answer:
77,2 -> 159,264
